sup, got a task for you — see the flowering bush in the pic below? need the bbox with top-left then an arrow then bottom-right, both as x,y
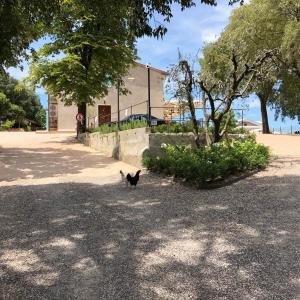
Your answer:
143,139 -> 270,186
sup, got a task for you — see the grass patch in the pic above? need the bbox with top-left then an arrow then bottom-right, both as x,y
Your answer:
143,139 -> 270,188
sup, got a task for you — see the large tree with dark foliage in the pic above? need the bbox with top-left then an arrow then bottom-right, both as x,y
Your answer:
0,0 -> 60,73
0,74 -> 45,129
1,0 -> 245,72
223,0 -> 300,132
2,0 -> 244,132
28,0 -> 244,133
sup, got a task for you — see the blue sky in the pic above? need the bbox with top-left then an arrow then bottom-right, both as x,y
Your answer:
7,0 -> 299,132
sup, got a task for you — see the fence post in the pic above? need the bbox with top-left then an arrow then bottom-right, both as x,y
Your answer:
147,65 -> 151,126
117,80 -> 120,130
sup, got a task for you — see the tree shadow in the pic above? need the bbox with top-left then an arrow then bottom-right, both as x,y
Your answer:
0,172 -> 299,299
0,147 -> 112,182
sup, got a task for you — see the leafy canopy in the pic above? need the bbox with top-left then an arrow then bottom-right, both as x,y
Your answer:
29,0 -> 138,105
28,0 -> 246,106
0,0 -> 60,72
0,74 -> 45,128
222,0 -> 300,121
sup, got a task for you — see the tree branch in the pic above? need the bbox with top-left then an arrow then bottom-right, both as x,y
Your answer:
199,80 -> 216,119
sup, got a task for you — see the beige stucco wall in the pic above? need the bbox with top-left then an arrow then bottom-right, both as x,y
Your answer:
48,94 -> 77,132
79,127 -> 151,167
87,63 -> 166,126
50,63 -> 167,131
57,102 -> 78,132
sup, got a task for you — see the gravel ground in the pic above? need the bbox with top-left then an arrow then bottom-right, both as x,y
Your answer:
0,132 -> 299,300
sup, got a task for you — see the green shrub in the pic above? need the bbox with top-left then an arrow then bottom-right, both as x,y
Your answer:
233,127 -> 251,134
0,119 -> 15,130
90,120 -> 147,134
151,122 -> 204,134
120,120 -> 147,131
25,125 -> 32,131
143,139 -> 270,186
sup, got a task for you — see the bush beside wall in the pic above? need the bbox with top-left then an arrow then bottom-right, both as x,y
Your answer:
143,139 -> 270,187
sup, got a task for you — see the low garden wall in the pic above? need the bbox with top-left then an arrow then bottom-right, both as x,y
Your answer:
79,128 -> 208,167
79,127 -> 150,167
79,128 -> 247,167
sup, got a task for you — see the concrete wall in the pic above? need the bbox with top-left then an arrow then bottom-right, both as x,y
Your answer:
79,127 -> 151,167
79,129 -> 207,167
79,129 -> 250,167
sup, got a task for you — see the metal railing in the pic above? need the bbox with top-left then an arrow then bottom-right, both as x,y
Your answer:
87,101 -> 250,132
86,101 -> 300,136
271,126 -> 300,135
87,100 -> 148,129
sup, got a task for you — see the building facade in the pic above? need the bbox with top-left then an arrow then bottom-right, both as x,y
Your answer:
48,63 -> 168,132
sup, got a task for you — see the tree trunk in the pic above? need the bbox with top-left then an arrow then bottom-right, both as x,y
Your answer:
258,94 -> 270,134
213,119 -> 221,143
202,92 -> 212,146
77,103 -> 86,137
180,60 -> 200,148
204,119 -> 212,146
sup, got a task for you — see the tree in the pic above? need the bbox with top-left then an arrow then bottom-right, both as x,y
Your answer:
0,0 -> 243,72
167,56 -> 201,147
1,0 -> 244,73
35,109 -> 46,129
0,74 -> 44,128
28,1 -> 245,132
0,0 -> 60,73
199,34 -> 274,143
0,92 -> 10,118
29,0 -> 140,134
273,71 -> 300,122
223,0 -> 300,131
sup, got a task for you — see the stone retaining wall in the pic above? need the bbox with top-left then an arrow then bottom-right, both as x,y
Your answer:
79,128 -> 151,167
79,128 -> 246,167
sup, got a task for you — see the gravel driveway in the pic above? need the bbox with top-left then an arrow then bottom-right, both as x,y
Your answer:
0,132 -> 299,299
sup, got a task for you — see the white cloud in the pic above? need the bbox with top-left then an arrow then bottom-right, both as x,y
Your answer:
136,1 -> 239,70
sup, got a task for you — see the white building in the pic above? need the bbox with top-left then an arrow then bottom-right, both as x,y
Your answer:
237,119 -> 262,133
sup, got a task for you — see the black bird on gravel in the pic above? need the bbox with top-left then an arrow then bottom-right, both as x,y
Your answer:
120,170 -> 141,187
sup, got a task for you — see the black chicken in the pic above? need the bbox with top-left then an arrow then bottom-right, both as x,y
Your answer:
126,170 -> 141,187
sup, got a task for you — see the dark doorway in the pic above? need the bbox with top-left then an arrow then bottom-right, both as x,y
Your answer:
98,105 -> 111,125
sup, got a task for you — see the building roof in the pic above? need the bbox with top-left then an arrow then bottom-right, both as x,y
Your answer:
237,119 -> 262,127
163,99 -> 203,108
135,62 -> 169,76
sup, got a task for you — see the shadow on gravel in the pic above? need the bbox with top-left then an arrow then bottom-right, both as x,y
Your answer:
0,173 -> 299,299
41,135 -> 78,145
0,147 -> 111,181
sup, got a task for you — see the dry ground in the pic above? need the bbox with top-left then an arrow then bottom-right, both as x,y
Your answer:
256,133 -> 300,157
0,132 -> 299,300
